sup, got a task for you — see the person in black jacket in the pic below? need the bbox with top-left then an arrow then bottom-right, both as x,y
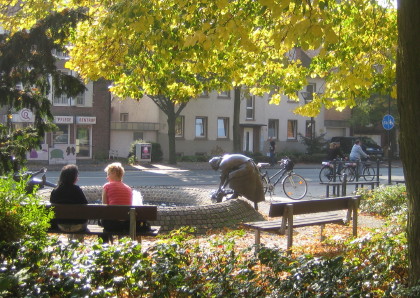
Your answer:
50,164 -> 88,233
326,142 -> 345,174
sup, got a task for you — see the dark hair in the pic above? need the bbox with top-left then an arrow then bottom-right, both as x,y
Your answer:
58,164 -> 79,186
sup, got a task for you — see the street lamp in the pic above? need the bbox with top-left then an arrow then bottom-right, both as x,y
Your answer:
300,91 -> 315,142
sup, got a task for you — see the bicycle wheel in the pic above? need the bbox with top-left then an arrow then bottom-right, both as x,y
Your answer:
282,173 -> 307,200
319,166 -> 333,183
340,166 -> 356,182
363,166 -> 376,181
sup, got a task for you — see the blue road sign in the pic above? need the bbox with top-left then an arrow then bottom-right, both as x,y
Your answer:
382,114 -> 395,130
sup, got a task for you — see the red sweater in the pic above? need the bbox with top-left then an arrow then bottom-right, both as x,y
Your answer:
103,181 -> 132,205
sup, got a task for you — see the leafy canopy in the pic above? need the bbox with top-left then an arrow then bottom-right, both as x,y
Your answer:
1,0 -> 397,116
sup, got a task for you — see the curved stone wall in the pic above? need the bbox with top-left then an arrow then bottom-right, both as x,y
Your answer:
39,186 -> 264,234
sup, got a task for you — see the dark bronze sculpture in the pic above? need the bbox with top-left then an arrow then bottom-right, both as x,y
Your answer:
209,154 -> 265,210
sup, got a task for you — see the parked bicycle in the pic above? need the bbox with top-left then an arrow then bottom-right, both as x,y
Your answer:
319,158 -> 346,183
258,157 -> 307,200
341,159 -> 376,182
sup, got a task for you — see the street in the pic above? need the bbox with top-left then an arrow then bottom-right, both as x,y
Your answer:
44,163 -> 405,200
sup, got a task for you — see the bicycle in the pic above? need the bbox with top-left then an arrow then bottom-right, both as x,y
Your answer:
341,159 -> 376,182
258,157 -> 307,200
319,159 -> 346,183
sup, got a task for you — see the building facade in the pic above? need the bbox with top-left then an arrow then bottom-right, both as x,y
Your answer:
109,76 -> 340,161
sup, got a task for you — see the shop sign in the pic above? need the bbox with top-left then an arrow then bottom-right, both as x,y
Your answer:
11,108 -> 34,122
76,116 -> 96,124
54,116 -> 74,124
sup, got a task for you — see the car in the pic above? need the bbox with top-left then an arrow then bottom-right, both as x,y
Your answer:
330,136 -> 384,158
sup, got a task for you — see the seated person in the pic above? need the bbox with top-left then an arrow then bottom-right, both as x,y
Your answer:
209,154 -> 265,210
50,164 -> 88,232
101,162 -> 133,232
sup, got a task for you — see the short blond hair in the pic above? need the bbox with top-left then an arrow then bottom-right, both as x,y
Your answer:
105,162 -> 125,180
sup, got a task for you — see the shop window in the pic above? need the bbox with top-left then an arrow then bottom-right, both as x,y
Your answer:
53,124 -> 69,145
76,126 -> 91,158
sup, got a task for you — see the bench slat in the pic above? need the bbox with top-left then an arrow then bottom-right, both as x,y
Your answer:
47,204 -> 157,221
269,197 -> 354,217
48,225 -> 161,237
244,213 -> 345,231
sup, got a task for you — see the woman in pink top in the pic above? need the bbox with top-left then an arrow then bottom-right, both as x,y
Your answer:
102,162 -> 132,205
101,162 -> 133,232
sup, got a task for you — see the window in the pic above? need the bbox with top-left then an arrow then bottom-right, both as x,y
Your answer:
268,119 -> 279,139
175,116 -> 184,138
195,117 -> 207,138
76,126 -> 91,158
246,96 -> 255,120
217,117 -> 229,138
53,124 -> 69,145
287,120 -> 298,140
305,119 -> 315,138
133,132 -> 143,140
52,70 -> 71,106
75,92 -> 85,105
120,113 -> 129,122
53,93 -> 70,105
304,83 -> 316,103
218,91 -> 230,98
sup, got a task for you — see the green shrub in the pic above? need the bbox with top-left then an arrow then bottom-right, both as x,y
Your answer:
357,184 -> 407,217
0,175 -> 52,244
0,225 -> 417,297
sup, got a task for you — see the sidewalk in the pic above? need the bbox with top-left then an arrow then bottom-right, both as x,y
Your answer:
27,159 -> 403,172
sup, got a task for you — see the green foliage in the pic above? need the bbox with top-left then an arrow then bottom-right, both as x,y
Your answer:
0,8 -> 86,175
0,224 -> 416,297
0,175 -> 52,244
299,132 -> 328,155
357,184 -> 408,217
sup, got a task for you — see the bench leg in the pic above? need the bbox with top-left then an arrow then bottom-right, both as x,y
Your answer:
254,229 -> 260,245
287,227 -> 293,252
320,224 -> 325,241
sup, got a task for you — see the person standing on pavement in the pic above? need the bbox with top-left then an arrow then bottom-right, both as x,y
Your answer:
101,162 -> 133,231
50,164 -> 88,234
269,138 -> 276,166
349,140 -> 369,176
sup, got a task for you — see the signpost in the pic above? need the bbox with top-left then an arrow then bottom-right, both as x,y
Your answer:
383,114 -> 394,184
382,114 -> 395,130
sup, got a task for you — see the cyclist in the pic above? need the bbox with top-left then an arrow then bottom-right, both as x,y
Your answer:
349,139 -> 370,176
209,154 -> 265,210
326,142 -> 345,174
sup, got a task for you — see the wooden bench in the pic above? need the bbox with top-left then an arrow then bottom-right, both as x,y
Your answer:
243,196 -> 360,251
320,180 -> 378,197
46,204 -> 160,243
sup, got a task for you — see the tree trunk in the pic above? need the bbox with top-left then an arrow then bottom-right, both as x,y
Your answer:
397,0 -> 420,285
167,111 -> 177,164
233,87 -> 241,153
